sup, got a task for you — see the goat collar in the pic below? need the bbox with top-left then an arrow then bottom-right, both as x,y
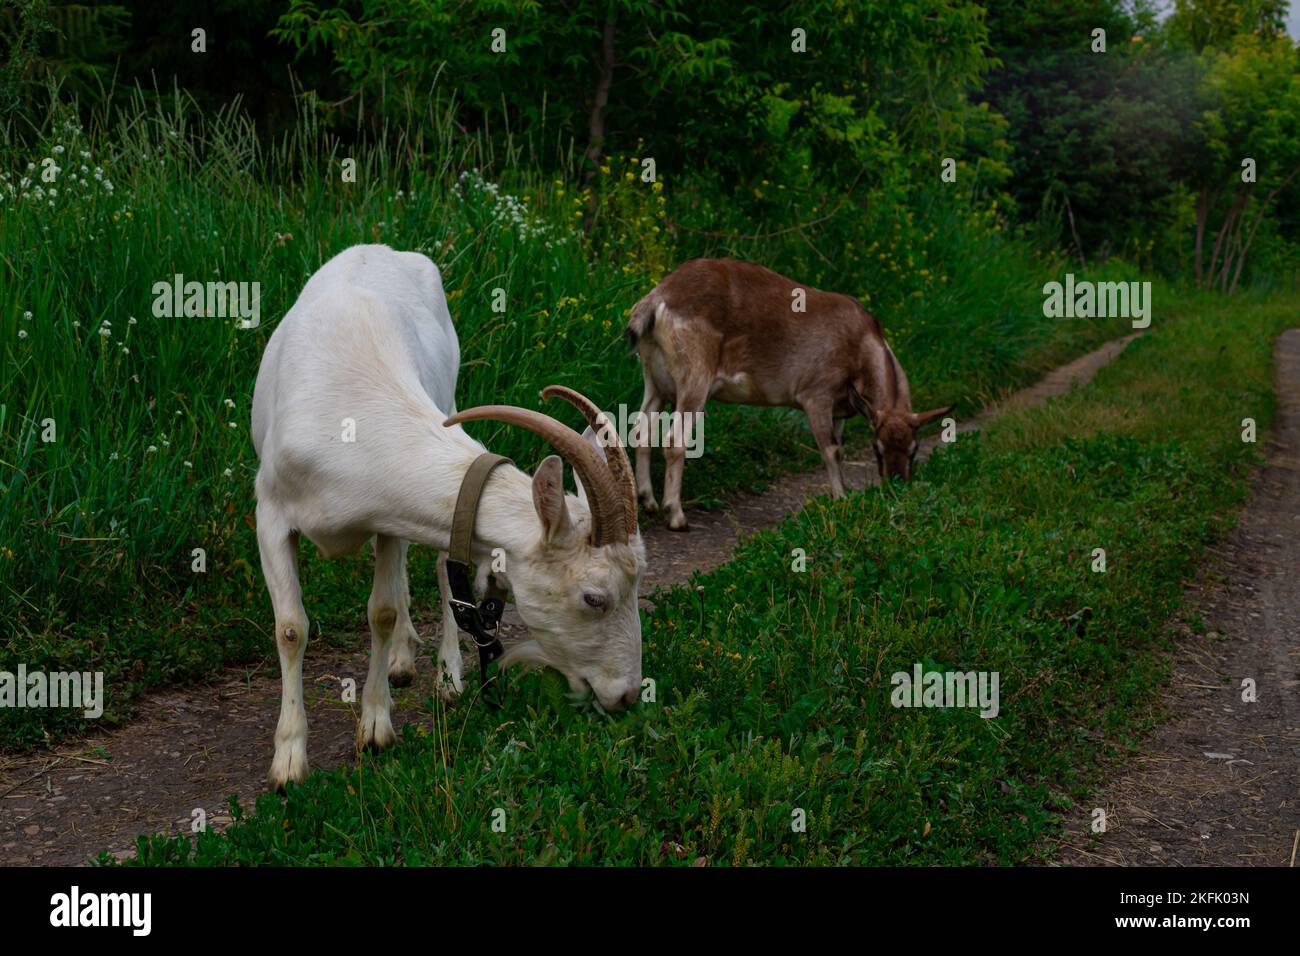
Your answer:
446,452 -> 514,709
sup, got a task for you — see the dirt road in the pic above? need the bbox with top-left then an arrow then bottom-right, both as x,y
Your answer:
1054,329 -> 1300,867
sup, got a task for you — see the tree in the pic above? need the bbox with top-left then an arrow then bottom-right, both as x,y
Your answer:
1168,0 -> 1288,54
1194,32 -> 1300,291
271,0 -> 998,189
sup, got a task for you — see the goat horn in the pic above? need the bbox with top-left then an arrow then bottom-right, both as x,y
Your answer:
541,385 -> 638,539
443,405 -> 627,547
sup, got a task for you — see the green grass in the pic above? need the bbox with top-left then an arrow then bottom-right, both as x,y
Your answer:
111,293 -> 1295,865
0,88 -> 1126,747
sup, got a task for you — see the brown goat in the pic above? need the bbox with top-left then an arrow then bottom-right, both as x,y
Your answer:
626,258 -> 952,530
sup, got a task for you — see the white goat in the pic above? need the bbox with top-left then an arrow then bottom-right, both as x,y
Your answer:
251,244 -> 644,791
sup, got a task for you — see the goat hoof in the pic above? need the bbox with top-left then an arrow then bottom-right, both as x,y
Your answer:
436,671 -> 464,703
667,516 -> 690,532
268,747 -> 309,793
388,667 -> 416,688
357,730 -> 396,755
356,711 -> 397,754
639,496 -> 659,513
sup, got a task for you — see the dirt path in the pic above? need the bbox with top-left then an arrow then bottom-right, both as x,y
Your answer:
1053,329 -> 1300,868
0,336 -> 1136,866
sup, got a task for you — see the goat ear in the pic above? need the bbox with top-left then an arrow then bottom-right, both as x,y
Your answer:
579,424 -> 610,462
909,405 -> 954,429
849,386 -> 882,428
531,455 -> 572,544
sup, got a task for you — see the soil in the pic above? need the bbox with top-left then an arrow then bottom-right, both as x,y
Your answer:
1051,329 -> 1300,867
1,334 -> 1141,866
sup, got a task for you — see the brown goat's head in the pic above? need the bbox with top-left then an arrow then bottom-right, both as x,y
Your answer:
849,386 -> 952,481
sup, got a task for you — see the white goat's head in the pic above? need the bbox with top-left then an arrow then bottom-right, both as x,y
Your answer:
445,386 -> 644,711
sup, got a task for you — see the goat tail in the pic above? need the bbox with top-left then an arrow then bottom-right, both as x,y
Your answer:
625,295 -> 658,351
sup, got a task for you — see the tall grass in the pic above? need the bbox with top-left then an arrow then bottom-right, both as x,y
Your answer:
1,85 -> 1125,746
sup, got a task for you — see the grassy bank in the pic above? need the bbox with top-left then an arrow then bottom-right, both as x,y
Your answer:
1,90 -> 1127,747
113,292 -> 1294,865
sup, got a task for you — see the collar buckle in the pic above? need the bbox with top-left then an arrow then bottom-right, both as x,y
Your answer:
445,453 -> 514,708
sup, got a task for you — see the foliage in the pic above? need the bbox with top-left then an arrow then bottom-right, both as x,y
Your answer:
272,0 -> 1004,189
1167,0 -> 1290,52
1193,31 -> 1300,291
9,2 -> 1300,286
983,0 -> 1300,286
